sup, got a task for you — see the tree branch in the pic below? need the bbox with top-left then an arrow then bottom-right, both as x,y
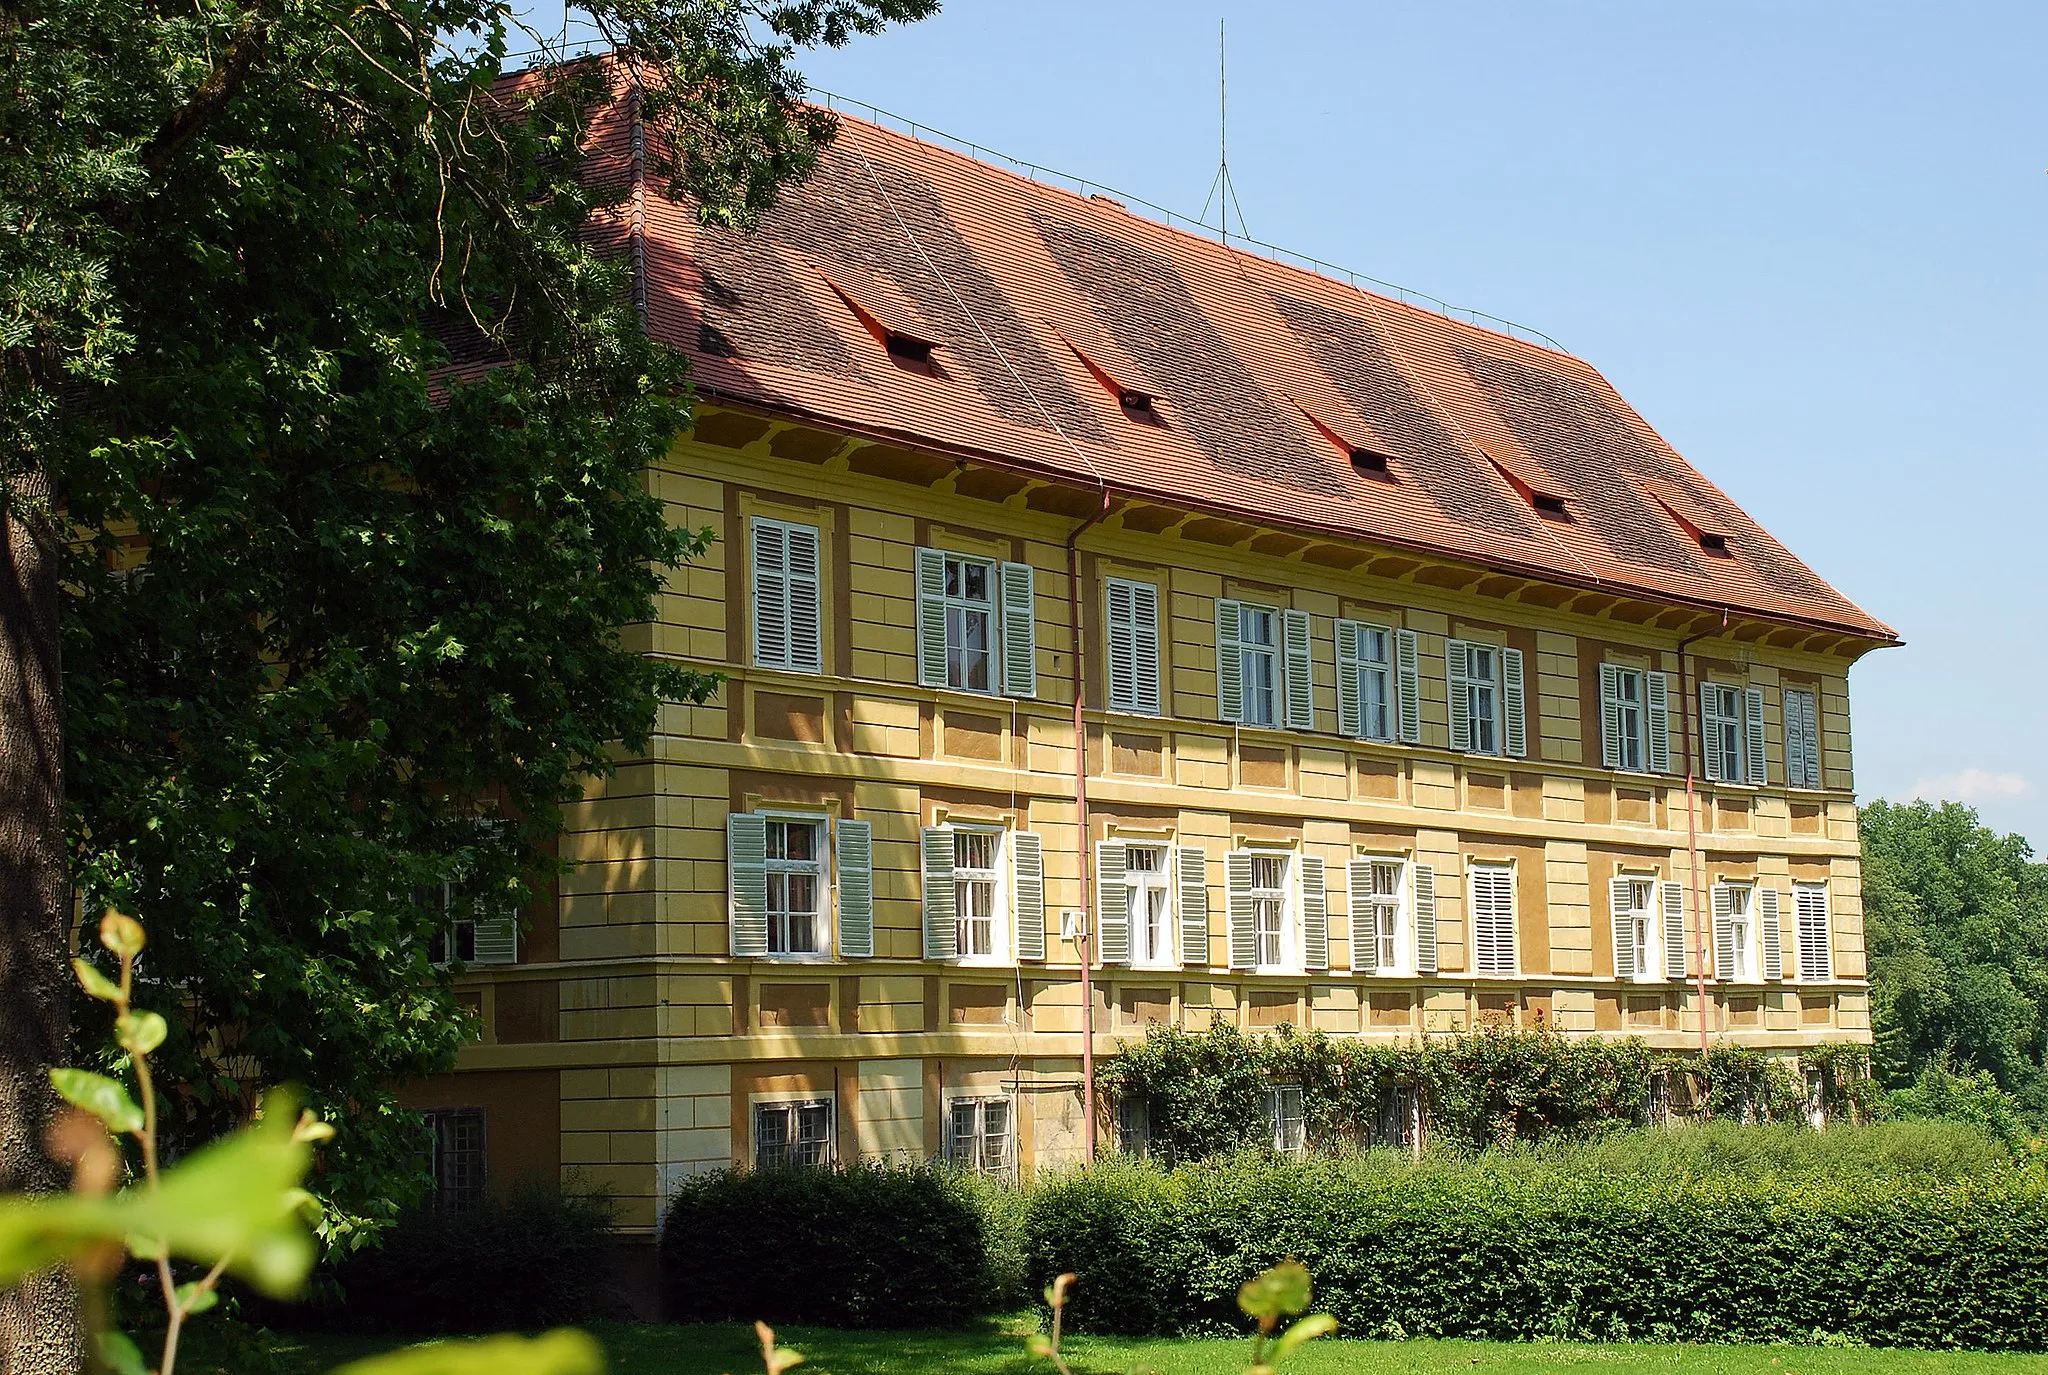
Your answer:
142,0 -> 277,178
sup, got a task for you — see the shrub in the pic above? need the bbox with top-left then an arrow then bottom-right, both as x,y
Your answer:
1886,1063 -> 2031,1148
327,1182 -> 619,1334
661,1163 -> 1019,1328
1024,1149 -> 2048,1347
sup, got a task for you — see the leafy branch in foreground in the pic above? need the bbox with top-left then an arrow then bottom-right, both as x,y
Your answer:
1030,1264 -> 1334,1375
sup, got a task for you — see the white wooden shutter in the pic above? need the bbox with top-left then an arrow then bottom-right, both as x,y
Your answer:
1226,850 -> 1256,970
1502,647 -> 1527,758
1178,846 -> 1210,965
752,519 -> 789,669
1282,610 -> 1314,732
1646,671 -> 1672,774
1446,640 -> 1472,752
920,825 -> 956,960
1744,688 -> 1767,787
836,818 -> 874,958
1661,880 -> 1687,981
1215,599 -> 1244,724
1349,858 -> 1378,973
1336,619 -> 1364,739
1013,831 -> 1045,962
1599,664 -> 1624,770
728,813 -> 769,958
1610,874 -> 1636,979
1000,561 -> 1037,698
1300,854 -> 1328,971
1759,886 -> 1783,981
1095,840 -> 1129,965
1106,578 -> 1159,715
915,547 -> 948,688
1712,884 -> 1737,981
1797,884 -> 1832,980
1700,683 -> 1724,783
471,908 -> 519,966
1395,629 -> 1421,744
1413,863 -> 1438,975
1470,865 -> 1517,975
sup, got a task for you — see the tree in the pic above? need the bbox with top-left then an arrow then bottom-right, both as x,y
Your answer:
1862,799 -> 2048,1106
0,1 -> 933,1366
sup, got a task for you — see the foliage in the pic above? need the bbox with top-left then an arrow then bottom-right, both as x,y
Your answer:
1862,800 -> 2048,1105
1885,1064 -> 2032,1151
1024,1151 -> 2048,1347
660,1162 -> 1018,1329
315,1184 -> 620,1335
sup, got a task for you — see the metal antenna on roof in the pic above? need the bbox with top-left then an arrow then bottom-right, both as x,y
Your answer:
1199,18 -> 1251,245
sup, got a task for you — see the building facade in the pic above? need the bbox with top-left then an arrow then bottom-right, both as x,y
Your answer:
403,98 -> 1896,1240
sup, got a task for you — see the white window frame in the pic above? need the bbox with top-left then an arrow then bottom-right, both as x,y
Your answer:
754,1097 -> 835,1170
1104,576 -> 1161,716
1720,881 -> 1757,983
1609,665 -> 1647,773
1236,604 -> 1280,728
1265,1084 -> 1307,1158
762,813 -> 831,960
423,1108 -> 487,1214
1795,881 -> 1833,981
1248,850 -> 1294,973
951,825 -> 1008,965
1363,857 -> 1407,975
940,552 -> 999,694
1706,682 -> 1747,784
1469,861 -> 1518,976
1618,874 -> 1660,982
1355,623 -> 1395,742
1459,642 -> 1502,756
947,1095 -> 1015,1177
749,516 -> 822,674
1124,842 -> 1176,969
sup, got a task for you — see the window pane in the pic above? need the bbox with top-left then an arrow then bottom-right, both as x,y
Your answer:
963,562 -> 987,601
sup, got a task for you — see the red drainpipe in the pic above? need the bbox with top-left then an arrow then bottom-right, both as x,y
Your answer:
1067,489 -> 1111,1163
1676,612 -> 1728,1060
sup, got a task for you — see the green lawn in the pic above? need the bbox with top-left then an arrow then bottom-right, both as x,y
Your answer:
272,1321 -> 2048,1375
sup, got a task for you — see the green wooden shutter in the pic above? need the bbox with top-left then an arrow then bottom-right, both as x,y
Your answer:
1336,620 -> 1363,738
1215,599 -> 1244,724
1713,885 -> 1737,981
1502,647 -> 1527,758
836,818 -> 874,958
1599,664 -> 1624,770
728,813 -> 769,958
1348,858 -> 1377,973
1446,640 -> 1472,752
1178,846 -> 1210,965
1013,831 -> 1045,962
1661,880 -> 1687,981
915,547 -> 948,688
1395,630 -> 1421,744
1646,671 -> 1672,773
1282,609 -> 1314,731
1226,850 -> 1256,970
1300,854 -> 1328,972
1759,886 -> 1783,981
1000,561 -> 1037,698
1700,682 -> 1724,782
1412,863 -> 1438,975
1610,874 -> 1636,979
921,825 -> 956,960
1744,688 -> 1767,786
1095,840 -> 1129,965
1802,691 -> 1822,787
1106,578 -> 1160,715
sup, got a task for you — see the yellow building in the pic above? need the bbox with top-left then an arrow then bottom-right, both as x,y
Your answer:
405,103 -> 1896,1240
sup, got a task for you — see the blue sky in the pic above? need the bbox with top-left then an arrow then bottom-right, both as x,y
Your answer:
541,2 -> 2048,846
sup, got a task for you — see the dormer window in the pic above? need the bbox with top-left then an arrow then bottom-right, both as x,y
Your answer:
1533,493 -> 1569,519
819,263 -> 942,365
885,334 -> 935,364
1638,477 -> 1734,557
1485,449 -> 1571,519
1351,449 -> 1390,474
1120,389 -> 1157,415
1049,317 -> 1163,420
1285,392 -> 1399,481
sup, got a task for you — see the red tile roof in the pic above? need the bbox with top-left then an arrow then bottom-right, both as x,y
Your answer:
631,102 -> 1894,643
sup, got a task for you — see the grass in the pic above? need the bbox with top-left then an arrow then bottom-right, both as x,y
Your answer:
270,1320 -> 2048,1375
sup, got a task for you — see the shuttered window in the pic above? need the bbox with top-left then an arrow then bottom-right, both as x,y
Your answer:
1227,850 -> 1293,971
1105,578 -> 1161,715
915,548 -> 1036,698
730,814 -> 834,959
1661,880 -> 1687,981
1796,882 -> 1833,980
1178,847 -> 1211,965
1610,874 -> 1657,980
1469,862 -> 1517,975
750,518 -> 822,673
1337,620 -> 1396,742
1413,864 -> 1438,974
1350,858 -> 1405,974
1701,683 -> 1746,783
1217,600 -> 1280,727
1713,882 -> 1755,982
1448,641 -> 1525,757
1599,665 -> 1667,774
1123,844 -> 1174,967
1784,688 -> 1821,789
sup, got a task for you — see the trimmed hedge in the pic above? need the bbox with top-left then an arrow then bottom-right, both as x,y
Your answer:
1025,1154 -> 2048,1348
661,1163 -> 1025,1328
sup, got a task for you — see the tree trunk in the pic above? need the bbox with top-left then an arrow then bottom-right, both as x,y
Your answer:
0,468 -> 78,1374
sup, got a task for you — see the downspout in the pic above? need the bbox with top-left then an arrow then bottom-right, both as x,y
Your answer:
1676,611 -> 1729,1060
1067,489 -> 1112,1164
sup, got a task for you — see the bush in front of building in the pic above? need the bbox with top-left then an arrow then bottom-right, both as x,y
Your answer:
661,1161 -> 1024,1328
1024,1149 -> 2048,1347
325,1181 -> 620,1334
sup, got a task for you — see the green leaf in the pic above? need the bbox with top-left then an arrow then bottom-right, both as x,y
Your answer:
116,1010 -> 168,1056
1238,1261 -> 1313,1322
175,1279 -> 220,1315
50,1068 -> 143,1133
0,1194 -> 129,1284
99,912 -> 145,958
328,1329 -> 606,1375
98,1330 -> 148,1375
1269,1313 -> 1338,1362
73,958 -> 122,1003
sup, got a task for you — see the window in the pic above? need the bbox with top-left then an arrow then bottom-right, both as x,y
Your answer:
1125,844 -> 1174,967
1645,1072 -> 1671,1127
1265,1085 -> 1306,1158
765,818 -> 826,957
1361,859 -> 1404,973
755,1100 -> 834,1169
1796,882 -> 1832,980
940,554 -> 995,693
916,548 -> 1037,699
1448,639 -> 1524,758
1116,1097 -> 1150,1157
1239,605 -> 1278,727
1611,876 -> 1659,981
1785,687 -> 1821,788
1373,1085 -> 1419,1151
1469,862 -> 1517,975
425,1108 -> 486,1213
1701,682 -> 1764,785
1607,666 -> 1645,772
948,1097 -> 1013,1175
425,882 -> 518,968
1339,620 -> 1396,742
1105,578 -> 1161,715
1250,853 -> 1289,970
1461,643 -> 1499,755
954,829 -> 1003,960
1716,882 -> 1756,982
751,518 -> 821,673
